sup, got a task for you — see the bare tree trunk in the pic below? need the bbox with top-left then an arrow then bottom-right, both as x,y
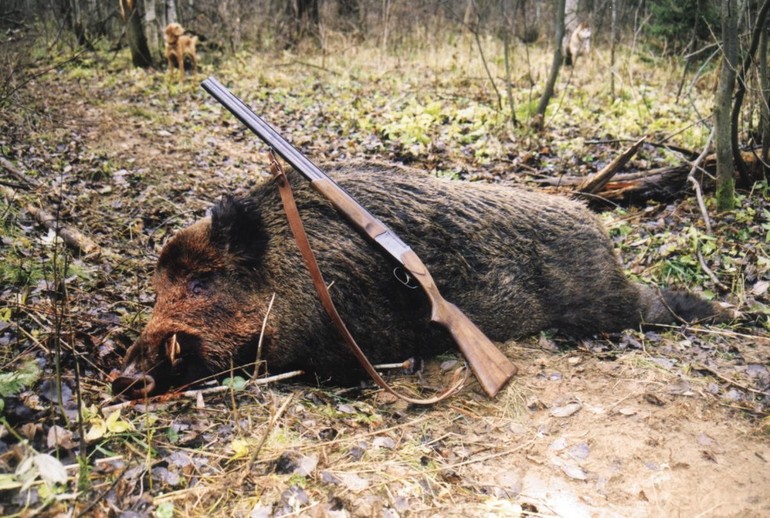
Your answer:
465,1 -> 503,111
730,0 -> 770,186
219,0 -> 243,52
64,0 -> 101,48
68,0 -> 86,47
564,0 -> 579,35
120,0 -> 153,68
294,0 -> 320,41
761,15 -> 770,172
610,0 -> 617,98
714,0 -> 738,211
166,0 -> 178,24
143,0 -> 161,62
534,0 -> 566,130
501,0 -> 518,128
339,0 -> 363,33
381,0 -> 392,51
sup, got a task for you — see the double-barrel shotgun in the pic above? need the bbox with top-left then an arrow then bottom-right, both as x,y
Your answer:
201,77 -> 517,398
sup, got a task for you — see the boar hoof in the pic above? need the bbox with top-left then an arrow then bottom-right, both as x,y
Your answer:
112,374 -> 156,399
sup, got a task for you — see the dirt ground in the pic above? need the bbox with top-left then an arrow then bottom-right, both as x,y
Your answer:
1,49 -> 769,517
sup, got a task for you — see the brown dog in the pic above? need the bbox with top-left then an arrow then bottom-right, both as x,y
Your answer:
164,23 -> 198,81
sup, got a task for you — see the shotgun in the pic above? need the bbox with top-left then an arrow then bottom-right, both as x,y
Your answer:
201,77 -> 517,397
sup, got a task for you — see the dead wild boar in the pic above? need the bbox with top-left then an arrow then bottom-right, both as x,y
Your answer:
112,163 -> 727,398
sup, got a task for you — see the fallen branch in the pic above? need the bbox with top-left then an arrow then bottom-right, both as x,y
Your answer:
1,184 -> 100,255
576,135 -> 647,195
1,156 -> 41,188
100,370 -> 305,415
694,363 -> 770,397
687,128 -> 715,234
585,138 -> 699,160
238,392 -> 294,485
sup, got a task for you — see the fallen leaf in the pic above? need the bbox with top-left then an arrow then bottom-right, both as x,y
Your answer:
550,402 -> 582,418
338,472 -> 370,492
33,454 -> 68,486
372,436 -> 396,449
47,425 -> 75,449
105,410 -> 133,433
752,280 -> 769,297
294,454 -> 318,476
569,442 -> 591,460
560,461 -> 587,481
337,404 -> 356,414
250,503 -> 273,518
229,438 -> 251,459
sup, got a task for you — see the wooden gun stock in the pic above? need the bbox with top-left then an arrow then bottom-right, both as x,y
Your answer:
202,77 -> 518,398
400,250 -> 517,397
313,181 -> 518,397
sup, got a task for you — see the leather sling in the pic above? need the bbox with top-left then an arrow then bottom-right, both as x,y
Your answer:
268,151 -> 466,404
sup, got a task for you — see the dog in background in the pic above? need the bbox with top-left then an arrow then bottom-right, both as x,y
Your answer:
563,22 -> 592,66
164,22 -> 198,80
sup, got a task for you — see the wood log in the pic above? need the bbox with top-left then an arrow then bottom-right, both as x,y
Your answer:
1,158 -> 101,256
575,135 -> 647,195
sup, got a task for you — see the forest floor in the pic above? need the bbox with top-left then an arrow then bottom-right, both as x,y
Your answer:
1,36 -> 770,517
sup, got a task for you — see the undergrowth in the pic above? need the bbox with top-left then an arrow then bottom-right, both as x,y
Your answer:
0,32 -> 767,517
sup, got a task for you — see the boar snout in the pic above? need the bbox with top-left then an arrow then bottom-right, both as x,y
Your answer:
112,371 -> 156,399
113,320 -> 209,399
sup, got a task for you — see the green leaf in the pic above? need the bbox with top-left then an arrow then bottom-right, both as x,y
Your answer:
85,417 -> 107,442
0,473 -> 22,491
0,359 -> 41,398
222,376 -> 247,391
229,438 -> 251,459
155,502 -> 175,518
105,410 -> 134,434
166,426 -> 179,444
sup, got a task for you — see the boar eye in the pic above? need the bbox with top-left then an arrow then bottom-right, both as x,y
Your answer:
188,278 -> 208,296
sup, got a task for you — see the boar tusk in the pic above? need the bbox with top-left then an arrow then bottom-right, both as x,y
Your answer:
167,333 -> 181,363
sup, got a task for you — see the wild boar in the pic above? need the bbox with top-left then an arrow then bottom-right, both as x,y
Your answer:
112,162 -> 726,398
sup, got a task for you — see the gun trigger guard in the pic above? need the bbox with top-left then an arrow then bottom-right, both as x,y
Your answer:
393,267 -> 419,289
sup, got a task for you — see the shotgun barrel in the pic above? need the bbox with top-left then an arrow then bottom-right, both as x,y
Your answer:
201,77 -> 517,397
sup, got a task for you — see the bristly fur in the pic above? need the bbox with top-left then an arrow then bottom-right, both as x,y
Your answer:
116,162 -> 732,397
210,195 -> 269,265
642,287 -> 726,325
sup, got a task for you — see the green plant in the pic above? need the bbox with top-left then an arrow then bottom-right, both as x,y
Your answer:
0,358 -> 41,413
646,0 -> 719,55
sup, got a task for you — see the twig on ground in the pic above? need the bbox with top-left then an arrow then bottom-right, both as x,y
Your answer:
694,363 -> 770,397
237,392 -> 295,485
0,157 -> 41,188
373,358 -> 416,370
255,292 -> 276,371
432,438 -> 537,471
2,184 -> 100,255
697,249 -> 726,290
687,128 -> 715,234
585,138 -> 696,159
101,370 -> 304,415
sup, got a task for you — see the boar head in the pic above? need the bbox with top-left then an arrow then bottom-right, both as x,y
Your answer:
112,197 -> 273,399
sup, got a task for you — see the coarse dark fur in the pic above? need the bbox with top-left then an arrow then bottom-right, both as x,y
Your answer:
112,163 -> 728,398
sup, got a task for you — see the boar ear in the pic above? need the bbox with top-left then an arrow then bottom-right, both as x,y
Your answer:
210,196 -> 268,264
